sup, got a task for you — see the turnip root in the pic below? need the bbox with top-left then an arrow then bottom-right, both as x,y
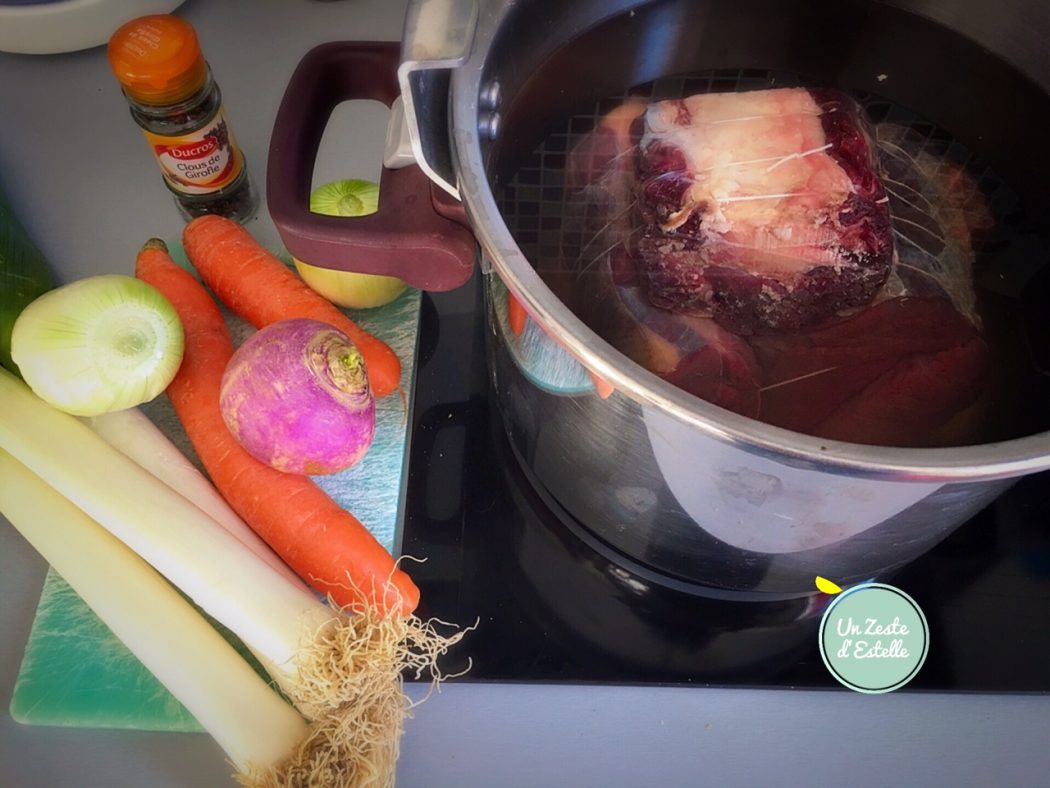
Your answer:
220,318 -> 375,475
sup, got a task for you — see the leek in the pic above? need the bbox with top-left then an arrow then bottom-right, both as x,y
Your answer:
0,365 -> 327,680
11,274 -> 184,416
0,185 -> 52,375
84,407 -> 309,591
0,449 -> 309,775
0,367 -> 467,785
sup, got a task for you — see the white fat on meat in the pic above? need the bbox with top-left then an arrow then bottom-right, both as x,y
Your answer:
641,88 -> 855,275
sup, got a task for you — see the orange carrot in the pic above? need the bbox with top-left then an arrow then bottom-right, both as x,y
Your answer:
507,290 -> 527,336
136,238 -> 419,617
182,215 -> 401,399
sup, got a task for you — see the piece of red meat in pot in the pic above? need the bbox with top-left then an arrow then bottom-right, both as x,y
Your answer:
635,87 -> 894,333
567,98 -> 763,417
752,297 -> 989,447
603,246 -> 762,418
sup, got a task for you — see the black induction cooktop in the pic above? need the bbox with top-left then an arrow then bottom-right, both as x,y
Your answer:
401,277 -> 1050,693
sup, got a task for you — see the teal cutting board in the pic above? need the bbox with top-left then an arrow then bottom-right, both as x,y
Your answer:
9,249 -> 422,732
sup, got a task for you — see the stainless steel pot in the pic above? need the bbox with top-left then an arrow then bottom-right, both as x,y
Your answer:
268,0 -> 1050,593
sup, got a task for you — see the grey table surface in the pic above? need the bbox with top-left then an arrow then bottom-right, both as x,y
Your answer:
1,1 -> 1048,786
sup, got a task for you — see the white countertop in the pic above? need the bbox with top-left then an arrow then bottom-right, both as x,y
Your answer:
1,1 -> 1048,786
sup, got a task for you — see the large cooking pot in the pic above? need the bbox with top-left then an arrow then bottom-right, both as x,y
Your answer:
268,0 -> 1050,593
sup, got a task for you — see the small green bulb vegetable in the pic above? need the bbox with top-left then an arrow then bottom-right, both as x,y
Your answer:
293,179 -> 409,309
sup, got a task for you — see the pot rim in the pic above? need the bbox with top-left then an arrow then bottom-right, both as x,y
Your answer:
447,5 -> 1050,484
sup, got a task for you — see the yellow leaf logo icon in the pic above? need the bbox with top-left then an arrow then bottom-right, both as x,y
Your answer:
815,576 -> 843,595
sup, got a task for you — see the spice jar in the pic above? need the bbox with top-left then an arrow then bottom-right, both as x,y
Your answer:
107,15 -> 257,223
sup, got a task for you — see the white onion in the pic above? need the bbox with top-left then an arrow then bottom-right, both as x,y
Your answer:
11,274 -> 184,416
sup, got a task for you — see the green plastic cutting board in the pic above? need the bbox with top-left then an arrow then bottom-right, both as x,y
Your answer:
10,249 -> 422,731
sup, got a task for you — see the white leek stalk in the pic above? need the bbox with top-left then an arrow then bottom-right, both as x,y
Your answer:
84,407 -> 308,591
0,366 -> 329,682
0,449 -> 308,774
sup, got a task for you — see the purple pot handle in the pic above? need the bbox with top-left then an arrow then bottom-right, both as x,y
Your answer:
267,41 -> 476,291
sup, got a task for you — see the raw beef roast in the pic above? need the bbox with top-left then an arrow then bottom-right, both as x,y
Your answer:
635,88 -> 894,332
559,88 -> 991,447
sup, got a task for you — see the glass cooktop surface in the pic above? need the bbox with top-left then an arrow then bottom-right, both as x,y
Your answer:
402,277 -> 1050,693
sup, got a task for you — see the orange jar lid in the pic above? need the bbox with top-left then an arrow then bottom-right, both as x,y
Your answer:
107,15 -> 208,105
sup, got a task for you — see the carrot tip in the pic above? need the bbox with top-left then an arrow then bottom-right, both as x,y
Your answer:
141,238 -> 170,254
589,371 -> 615,400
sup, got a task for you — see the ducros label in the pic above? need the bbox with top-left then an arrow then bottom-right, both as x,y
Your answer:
143,109 -> 244,195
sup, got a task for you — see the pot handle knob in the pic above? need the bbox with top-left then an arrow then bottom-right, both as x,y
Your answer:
267,41 -> 476,292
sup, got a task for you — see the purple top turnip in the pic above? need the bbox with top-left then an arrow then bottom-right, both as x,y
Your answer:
219,318 -> 375,475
